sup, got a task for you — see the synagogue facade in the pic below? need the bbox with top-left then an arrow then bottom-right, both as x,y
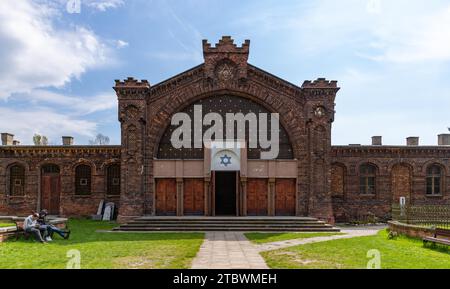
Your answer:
1,37 -> 449,223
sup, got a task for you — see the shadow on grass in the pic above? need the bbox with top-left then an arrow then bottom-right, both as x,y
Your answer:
388,229 -> 450,255
7,218 -> 204,246
422,242 -> 450,254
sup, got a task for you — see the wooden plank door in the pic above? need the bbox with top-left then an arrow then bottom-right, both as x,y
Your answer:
41,175 -> 60,215
275,179 -> 296,216
49,176 -> 61,215
155,178 -> 177,216
184,179 -> 204,216
247,179 -> 268,216
41,175 -> 51,213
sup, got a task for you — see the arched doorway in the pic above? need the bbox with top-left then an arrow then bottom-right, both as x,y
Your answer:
154,94 -> 296,217
41,164 -> 61,215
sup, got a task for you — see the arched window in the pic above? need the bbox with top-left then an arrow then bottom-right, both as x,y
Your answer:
9,165 -> 25,196
157,95 -> 294,160
75,165 -> 92,195
426,165 -> 443,195
360,164 -> 376,195
107,164 -> 120,195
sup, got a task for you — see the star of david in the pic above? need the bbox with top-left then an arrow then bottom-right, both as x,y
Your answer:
220,154 -> 232,167
217,64 -> 234,81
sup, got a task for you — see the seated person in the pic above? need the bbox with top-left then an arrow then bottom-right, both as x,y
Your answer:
38,210 -> 70,241
23,213 -> 47,243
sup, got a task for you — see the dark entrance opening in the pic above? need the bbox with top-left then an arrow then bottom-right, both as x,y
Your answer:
215,171 -> 237,216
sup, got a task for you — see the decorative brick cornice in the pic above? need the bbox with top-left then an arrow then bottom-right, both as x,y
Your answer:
332,145 -> 450,158
302,78 -> 338,89
301,78 -> 340,98
147,65 -> 204,103
114,77 -> 150,99
247,65 -> 303,100
0,146 -> 122,158
202,36 -> 250,54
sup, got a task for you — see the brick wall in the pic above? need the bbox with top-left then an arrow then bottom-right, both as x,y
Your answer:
0,146 -> 121,217
332,146 -> 450,222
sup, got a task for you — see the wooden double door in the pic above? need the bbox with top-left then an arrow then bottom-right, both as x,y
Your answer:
275,179 -> 296,216
246,179 -> 268,216
155,179 -> 177,216
183,179 -> 204,216
155,178 -> 205,216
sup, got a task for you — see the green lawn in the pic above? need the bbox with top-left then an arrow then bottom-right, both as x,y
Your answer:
261,229 -> 450,269
0,219 -> 204,269
245,232 -> 343,244
0,223 -> 15,228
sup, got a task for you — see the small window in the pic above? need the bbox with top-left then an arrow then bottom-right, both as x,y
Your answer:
80,178 -> 88,186
9,165 -> 25,196
75,165 -> 91,195
112,178 -> 120,186
426,165 -> 443,195
360,164 -> 376,195
107,164 -> 120,195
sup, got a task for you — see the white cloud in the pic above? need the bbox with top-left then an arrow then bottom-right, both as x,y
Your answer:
371,5 -> 450,63
0,107 -> 98,145
116,39 -> 129,49
86,0 -> 124,11
0,0 -> 111,100
237,0 -> 450,64
23,90 -> 117,115
0,89 -> 118,144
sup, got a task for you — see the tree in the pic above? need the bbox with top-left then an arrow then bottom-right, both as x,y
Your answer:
33,134 -> 48,146
89,133 -> 110,145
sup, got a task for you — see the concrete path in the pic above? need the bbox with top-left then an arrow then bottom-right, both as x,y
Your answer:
191,232 -> 269,269
191,226 -> 386,269
257,226 -> 386,252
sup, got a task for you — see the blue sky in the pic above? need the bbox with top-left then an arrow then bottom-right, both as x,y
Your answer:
0,0 -> 449,145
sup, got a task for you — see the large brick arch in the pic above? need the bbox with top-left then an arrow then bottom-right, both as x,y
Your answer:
148,89 -> 301,159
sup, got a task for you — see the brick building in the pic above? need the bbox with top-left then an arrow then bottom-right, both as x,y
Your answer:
1,37 -> 449,223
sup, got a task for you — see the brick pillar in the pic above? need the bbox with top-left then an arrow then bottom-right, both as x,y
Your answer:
240,177 -> 247,216
176,178 -> 183,216
114,78 -> 150,223
306,122 -> 334,224
204,178 -> 211,216
268,178 -> 276,216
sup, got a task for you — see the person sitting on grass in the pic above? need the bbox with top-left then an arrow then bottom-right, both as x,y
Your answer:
38,210 -> 70,241
24,213 -> 47,244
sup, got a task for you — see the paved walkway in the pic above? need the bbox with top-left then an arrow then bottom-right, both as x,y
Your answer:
191,232 -> 269,269
190,226 -> 385,269
257,226 -> 385,252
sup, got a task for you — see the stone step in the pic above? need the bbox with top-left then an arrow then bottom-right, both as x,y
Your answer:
122,223 -> 333,228
114,216 -> 338,232
114,226 -> 340,232
128,220 -> 326,225
136,217 -> 319,222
